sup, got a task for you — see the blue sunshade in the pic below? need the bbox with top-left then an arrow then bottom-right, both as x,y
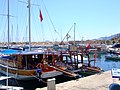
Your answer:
1,49 -> 21,55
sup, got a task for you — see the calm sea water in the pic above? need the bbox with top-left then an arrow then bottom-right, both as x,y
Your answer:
92,54 -> 120,71
0,54 -> 120,90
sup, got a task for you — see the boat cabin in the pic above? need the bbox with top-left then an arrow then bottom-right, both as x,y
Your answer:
0,51 -> 59,70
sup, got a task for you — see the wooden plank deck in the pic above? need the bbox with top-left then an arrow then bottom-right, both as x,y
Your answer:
36,71 -> 120,90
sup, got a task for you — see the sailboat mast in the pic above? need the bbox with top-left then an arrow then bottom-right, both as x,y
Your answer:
74,23 -> 76,45
28,0 -> 31,51
6,0 -> 10,88
8,0 -> 10,49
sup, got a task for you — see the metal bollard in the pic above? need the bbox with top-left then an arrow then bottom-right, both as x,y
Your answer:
109,83 -> 120,90
47,78 -> 56,90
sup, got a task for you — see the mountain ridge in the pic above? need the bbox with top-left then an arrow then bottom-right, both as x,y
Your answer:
97,33 -> 120,40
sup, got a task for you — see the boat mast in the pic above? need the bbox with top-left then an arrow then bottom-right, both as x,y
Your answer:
8,0 -> 10,49
28,0 -> 31,51
74,23 -> 76,45
6,0 -> 10,88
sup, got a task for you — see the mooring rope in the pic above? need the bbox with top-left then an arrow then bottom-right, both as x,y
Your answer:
27,71 -> 47,83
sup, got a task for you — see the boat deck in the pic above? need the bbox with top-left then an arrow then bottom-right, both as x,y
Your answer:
36,71 -> 120,90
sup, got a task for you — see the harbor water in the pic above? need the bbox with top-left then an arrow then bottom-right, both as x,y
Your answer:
0,54 -> 120,90
93,54 -> 120,71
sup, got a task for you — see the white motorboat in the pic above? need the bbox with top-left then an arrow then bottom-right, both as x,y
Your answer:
105,54 -> 120,60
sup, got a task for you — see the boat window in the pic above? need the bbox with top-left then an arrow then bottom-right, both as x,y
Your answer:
35,55 -> 38,58
32,55 -> 38,59
47,55 -> 52,64
63,56 -> 66,61
32,55 -> 35,58
63,56 -> 71,61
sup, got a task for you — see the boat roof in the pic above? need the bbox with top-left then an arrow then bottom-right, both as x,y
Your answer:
1,49 -> 21,55
0,76 -> 12,80
15,51 -> 58,55
20,51 -> 45,55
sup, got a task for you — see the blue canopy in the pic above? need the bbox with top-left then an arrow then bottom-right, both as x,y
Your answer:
1,49 -> 21,55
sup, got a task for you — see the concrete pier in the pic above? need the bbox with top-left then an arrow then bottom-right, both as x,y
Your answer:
36,71 -> 120,90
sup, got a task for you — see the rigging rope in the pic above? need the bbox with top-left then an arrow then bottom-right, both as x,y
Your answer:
75,24 -> 82,41
18,0 -> 29,42
41,0 -> 57,33
41,0 -> 60,41
0,0 -> 7,42
60,25 -> 73,43
27,70 -> 47,83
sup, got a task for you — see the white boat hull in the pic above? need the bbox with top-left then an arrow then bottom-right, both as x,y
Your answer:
105,54 -> 120,60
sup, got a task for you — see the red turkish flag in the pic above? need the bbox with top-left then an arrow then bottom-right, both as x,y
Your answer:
39,10 -> 43,22
86,43 -> 91,49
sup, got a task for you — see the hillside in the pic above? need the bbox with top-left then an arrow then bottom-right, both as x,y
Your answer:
98,33 -> 120,40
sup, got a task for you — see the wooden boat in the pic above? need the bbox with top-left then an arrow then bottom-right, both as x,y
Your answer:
0,49 -> 63,80
58,48 -> 102,74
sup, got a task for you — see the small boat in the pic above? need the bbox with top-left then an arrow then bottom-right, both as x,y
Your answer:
105,54 -> 120,60
107,44 -> 120,54
0,49 -> 63,80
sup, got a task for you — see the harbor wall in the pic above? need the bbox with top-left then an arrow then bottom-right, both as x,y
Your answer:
36,71 -> 120,90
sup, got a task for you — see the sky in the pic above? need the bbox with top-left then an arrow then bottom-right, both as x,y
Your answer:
0,0 -> 120,42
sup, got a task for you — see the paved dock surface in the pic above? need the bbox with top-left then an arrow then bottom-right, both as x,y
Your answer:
36,71 -> 120,90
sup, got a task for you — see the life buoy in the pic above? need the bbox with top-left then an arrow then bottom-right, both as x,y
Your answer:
36,63 -> 42,68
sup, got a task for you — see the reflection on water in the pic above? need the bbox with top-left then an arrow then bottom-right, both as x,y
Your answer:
91,54 -> 120,71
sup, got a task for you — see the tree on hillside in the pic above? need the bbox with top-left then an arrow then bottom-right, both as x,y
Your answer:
112,41 -> 116,44
106,40 -> 111,45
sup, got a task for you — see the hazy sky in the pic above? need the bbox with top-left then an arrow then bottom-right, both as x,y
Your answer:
0,0 -> 120,42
